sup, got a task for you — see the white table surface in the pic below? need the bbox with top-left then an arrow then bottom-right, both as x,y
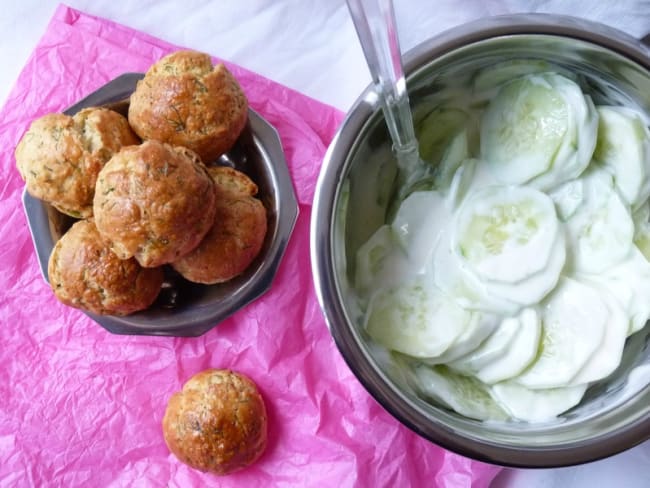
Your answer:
1,1 -> 649,486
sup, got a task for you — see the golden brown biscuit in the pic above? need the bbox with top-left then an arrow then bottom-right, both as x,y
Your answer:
47,219 -> 164,315
171,166 -> 267,284
15,108 -> 139,218
128,50 -> 248,163
162,369 -> 268,475
93,140 -> 217,268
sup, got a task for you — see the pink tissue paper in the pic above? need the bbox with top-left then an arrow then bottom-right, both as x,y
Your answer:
0,4 -> 501,487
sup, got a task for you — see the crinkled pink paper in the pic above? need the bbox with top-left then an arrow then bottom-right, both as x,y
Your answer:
0,5 -> 501,487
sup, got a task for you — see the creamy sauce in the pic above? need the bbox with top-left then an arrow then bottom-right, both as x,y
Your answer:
354,68 -> 650,422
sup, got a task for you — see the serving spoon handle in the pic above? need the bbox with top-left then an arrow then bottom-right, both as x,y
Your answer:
346,0 -> 422,180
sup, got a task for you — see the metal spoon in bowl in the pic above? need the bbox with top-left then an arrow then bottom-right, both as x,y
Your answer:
346,0 -> 429,199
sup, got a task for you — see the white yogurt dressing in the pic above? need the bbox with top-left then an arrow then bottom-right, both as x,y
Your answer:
354,69 -> 650,422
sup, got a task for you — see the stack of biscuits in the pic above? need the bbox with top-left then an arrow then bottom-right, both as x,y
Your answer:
15,50 -> 268,316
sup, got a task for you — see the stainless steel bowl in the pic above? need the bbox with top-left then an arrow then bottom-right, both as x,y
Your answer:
23,73 -> 298,337
311,14 -> 650,467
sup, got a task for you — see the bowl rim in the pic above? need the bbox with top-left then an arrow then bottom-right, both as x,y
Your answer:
311,13 -> 650,468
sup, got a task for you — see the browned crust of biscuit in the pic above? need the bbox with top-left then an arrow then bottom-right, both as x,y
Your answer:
172,166 -> 267,284
93,140 -> 217,268
47,219 -> 163,315
209,165 -> 259,197
128,50 -> 248,163
15,108 -> 139,218
162,369 -> 268,475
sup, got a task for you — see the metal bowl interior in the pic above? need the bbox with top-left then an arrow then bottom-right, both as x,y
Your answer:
312,16 -> 650,467
23,73 -> 298,336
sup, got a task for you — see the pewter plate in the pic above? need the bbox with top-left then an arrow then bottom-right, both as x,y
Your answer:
22,73 -> 299,336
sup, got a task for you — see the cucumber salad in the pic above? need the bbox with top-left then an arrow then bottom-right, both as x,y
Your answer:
355,64 -> 650,422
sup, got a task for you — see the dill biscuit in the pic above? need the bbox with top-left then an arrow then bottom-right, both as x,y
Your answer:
128,50 -> 248,163
15,108 -> 139,218
162,369 -> 268,475
93,140 -> 217,268
47,219 -> 163,315
172,166 -> 267,284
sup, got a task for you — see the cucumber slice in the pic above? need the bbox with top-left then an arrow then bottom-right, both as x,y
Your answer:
481,74 -> 569,185
634,201 -> 650,261
476,308 -> 542,384
491,381 -> 588,422
446,158 -> 477,210
481,73 -> 598,191
636,224 -> 650,263
565,169 -> 634,274
424,312 -> 500,364
415,365 -> 509,421
453,185 -> 560,284
455,157 -> 500,197
354,225 -> 408,296
515,277 -> 607,389
528,74 -> 598,191
433,227 -> 520,315
391,190 -> 449,273
593,106 -> 650,208
364,276 -> 473,359
569,283 -> 629,385
417,107 -> 469,164
481,230 -> 565,307
633,200 -> 650,229
449,313 -> 522,375
432,130 -> 470,192
472,59 -> 556,101
593,247 -> 650,336
549,179 -> 584,221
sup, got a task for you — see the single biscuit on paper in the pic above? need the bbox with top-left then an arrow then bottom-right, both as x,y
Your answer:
162,369 -> 268,475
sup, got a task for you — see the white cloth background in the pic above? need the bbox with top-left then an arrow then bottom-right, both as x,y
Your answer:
1,1 -> 649,486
